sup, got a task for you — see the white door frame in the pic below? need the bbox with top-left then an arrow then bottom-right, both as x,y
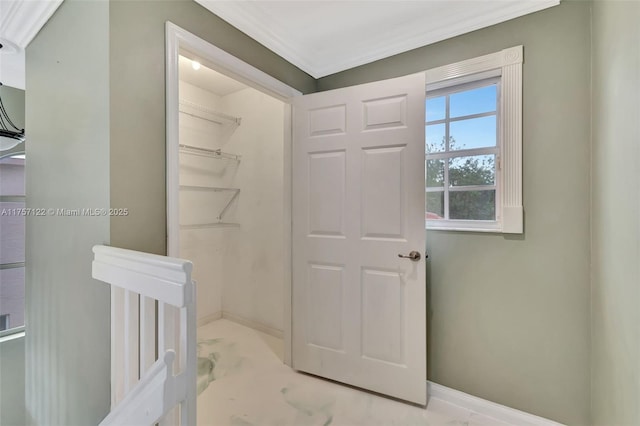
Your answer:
165,22 -> 302,365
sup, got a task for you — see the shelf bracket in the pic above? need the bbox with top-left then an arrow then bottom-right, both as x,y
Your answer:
217,188 -> 240,221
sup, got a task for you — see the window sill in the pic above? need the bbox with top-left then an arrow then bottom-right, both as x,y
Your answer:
0,327 -> 25,343
426,220 -> 502,233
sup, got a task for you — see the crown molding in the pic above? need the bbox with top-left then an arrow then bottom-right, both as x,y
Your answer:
196,0 -> 559,79
0,0 -> 64,50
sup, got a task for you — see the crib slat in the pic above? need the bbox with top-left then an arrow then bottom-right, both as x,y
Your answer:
140,296 -> 157,375
157,302 -> 168,363
111,286 -> 125,406
123,290 -> 140,393
180,281 -> 197,425
159,302 -> 180,426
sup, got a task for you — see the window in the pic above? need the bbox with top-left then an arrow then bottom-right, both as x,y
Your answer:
424,46 -> 523,233
426,78 -> 500,228
0,314 -> 9,331
0,153 -> 25,334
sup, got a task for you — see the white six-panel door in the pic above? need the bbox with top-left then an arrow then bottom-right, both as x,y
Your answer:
292,73 -> 427,405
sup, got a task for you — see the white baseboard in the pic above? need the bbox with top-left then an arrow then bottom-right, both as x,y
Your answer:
427,382 -> 565,426
197,311 -> 222,328
221,311 -> 284,339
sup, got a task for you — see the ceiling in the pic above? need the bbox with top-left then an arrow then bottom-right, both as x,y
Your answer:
0,0 -> 561,88
0,0 -> 63,89
196,0 -> 560,78
179,54 -> 248,96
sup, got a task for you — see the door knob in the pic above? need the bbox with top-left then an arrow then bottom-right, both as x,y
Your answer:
398,251 -> 421,261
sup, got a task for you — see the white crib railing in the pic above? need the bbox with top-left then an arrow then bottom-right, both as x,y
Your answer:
92,245 -> 197,426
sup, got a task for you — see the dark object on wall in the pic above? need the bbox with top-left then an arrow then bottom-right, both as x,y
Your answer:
0,82 -> 26,151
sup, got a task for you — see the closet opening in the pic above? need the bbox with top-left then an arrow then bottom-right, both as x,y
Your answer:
176,47 -> 289,336
166,23 -> 302,423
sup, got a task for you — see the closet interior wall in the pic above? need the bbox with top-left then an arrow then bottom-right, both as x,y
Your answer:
178,75 -> 286,333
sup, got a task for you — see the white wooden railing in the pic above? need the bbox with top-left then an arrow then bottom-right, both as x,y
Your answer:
92,245 -> 197,425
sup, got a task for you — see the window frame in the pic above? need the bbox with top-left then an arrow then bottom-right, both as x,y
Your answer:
426,76 -> 502,231
424,46 -> 523,234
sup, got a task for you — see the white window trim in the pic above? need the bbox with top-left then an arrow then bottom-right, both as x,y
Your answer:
425,45 -> 523,234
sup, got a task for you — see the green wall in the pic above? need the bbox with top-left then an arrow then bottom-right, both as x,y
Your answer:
591,1 -> 640,425
0,335 -> 25,426
109,0 -> 315,255
319,2 -> 591,424
25,0 -> 111,424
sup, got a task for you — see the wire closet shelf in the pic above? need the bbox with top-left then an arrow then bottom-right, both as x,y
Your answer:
178,100 -> 242,228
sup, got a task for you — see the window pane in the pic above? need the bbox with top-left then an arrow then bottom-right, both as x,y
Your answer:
449,190 -> 496,220
449,115 -> 496,151
426,192 -> 444,219
0,266 -> 25,330
426,96 -> 445,122
450,85 -> 497,118
426,123 -> 446,153
426,159 -> 444,188
449,155 -> 495,186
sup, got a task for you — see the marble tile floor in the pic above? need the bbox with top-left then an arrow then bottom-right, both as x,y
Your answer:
197,319 -> 513,426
